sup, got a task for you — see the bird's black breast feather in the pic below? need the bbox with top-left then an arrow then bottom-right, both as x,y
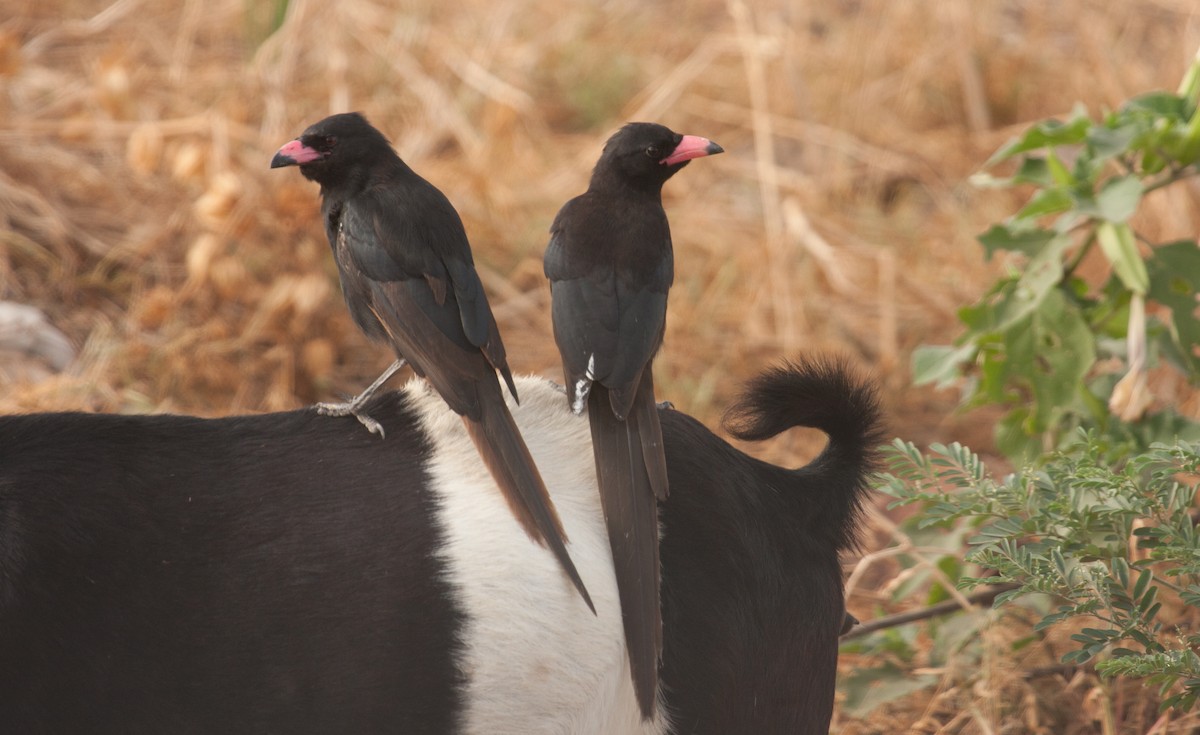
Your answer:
546,212 -> 670,410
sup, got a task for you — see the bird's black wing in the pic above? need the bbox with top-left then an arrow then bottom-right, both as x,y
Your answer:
604,275 -> 668,420
544,200 -> 614,389
335,190 -> 478,416
365,180 -> 499,352
545,273 -> 617,408
339,179 -> 516,403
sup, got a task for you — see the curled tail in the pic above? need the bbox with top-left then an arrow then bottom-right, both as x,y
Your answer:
722,355 -> 885,552
465,379 -> 596,613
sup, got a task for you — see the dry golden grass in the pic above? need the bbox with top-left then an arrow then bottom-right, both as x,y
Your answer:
4,0 -> 1200,731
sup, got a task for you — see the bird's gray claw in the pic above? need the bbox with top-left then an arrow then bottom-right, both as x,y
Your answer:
360,415 -> 386,439
314,401 -> 386,439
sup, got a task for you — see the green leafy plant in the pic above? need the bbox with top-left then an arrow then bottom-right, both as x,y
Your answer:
843,49 -> 1200,720
913,52 -> 1200,460
877,434 -> 1200,712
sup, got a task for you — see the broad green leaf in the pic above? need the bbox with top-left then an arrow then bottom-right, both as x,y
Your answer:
997,234 -> 1073,328
978,224 -> 1056,259
956,303 -> 995,340
1087,124 -> 1140,162
1046,150 -> 1074,186
912,344 -> 976,388
960,234 -> 1071,343
1096,222 -> 1150,295
1095,176 -> 1145,223
1072,149 -> 1105,187
1053,211 -> 1086,235
1028,290 -> 1097,433
970,157 -> 1055,189
1014,157 -> 1055,186
975,341 -> 1013,405
1017,187 -> 1074,220
987,107 -> 1092,166
1073,177 -> 1145,223
1122,92 -> 1190,120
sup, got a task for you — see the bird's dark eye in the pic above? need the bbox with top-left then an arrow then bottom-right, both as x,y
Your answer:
305,135 -> 335,152
645,145 -> 661,159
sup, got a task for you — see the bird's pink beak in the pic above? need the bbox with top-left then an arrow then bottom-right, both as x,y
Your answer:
660,135 -> 723,166
270,139 -> 323,168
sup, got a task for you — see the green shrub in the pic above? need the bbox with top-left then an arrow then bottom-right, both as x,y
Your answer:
845,49 -> 1200,718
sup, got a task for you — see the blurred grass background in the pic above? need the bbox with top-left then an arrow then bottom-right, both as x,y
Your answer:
3,0 -> 1200,730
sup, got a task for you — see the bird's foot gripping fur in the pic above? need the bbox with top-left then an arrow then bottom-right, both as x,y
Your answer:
314,359 -> 407,439
315,400 -> 388,437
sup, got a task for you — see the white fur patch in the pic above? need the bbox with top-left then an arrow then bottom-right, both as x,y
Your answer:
405,376 -> 667,735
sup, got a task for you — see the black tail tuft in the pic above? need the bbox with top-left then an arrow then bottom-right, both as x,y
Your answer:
723,356 -> 883,450
722,355 -> 885,551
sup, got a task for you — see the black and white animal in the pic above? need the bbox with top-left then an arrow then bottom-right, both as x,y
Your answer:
271,112 -> 593,611
0,357 -> 881,734
544,122 -> 723,717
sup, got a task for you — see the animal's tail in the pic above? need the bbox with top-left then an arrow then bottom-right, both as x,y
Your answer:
722,355 -> 885,552
465,379 -> 596,614
587,380 -> 662,721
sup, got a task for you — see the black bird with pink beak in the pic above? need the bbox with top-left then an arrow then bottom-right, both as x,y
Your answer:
271,112 -> 594,614
543,122 -> 723,719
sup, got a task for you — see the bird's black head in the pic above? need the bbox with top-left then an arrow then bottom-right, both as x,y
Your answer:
270,112 -> 396,189
590,122 -> 723,192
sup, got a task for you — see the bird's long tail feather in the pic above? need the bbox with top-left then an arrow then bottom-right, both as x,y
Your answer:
466,383 -> 596,614
631,369 -> 668,502
588,381 -> 663,720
